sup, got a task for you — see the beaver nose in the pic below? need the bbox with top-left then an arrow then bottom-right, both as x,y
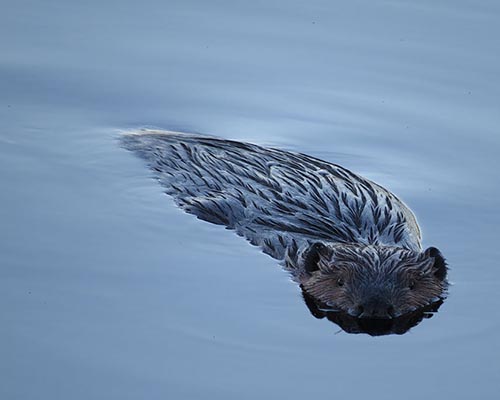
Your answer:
357,299 -> 394,319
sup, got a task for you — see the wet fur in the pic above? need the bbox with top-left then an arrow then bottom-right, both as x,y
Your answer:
122,130 -> 448,318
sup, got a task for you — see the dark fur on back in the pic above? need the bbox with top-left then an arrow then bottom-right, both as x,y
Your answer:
122,130 -> 448,321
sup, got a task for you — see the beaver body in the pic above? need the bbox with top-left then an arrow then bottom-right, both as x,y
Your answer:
122,130 -> 447,320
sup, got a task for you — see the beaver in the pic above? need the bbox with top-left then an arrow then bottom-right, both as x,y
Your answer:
121,130 -> 448,327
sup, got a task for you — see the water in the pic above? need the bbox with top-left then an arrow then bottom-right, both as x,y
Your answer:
1,0 -> 499,398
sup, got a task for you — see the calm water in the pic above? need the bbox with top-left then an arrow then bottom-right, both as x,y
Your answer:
2,1 -> 500,398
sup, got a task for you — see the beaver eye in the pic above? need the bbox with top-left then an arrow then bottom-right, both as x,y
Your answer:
337,278 -> 345,287
409,280 -> 416,290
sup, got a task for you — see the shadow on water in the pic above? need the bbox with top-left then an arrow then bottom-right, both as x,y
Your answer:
302,288 -> 445,336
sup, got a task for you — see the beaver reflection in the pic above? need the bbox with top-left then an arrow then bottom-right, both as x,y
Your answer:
302,287 -> 444,335
122,130 -> 448,335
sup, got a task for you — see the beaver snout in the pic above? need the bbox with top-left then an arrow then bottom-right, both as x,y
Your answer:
352,297 -> 395,319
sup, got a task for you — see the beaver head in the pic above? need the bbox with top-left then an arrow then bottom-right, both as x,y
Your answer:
299,243 -> 447,319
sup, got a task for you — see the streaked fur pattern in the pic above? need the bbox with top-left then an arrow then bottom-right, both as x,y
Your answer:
122,130 -> 448,319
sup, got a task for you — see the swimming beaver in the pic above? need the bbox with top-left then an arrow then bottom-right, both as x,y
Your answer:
121,130 -> 448,323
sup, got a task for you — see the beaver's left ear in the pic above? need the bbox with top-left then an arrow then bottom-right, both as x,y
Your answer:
303,242 -> 327,274
424,247 -> 447,280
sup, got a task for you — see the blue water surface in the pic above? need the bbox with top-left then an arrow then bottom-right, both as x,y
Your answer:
1,1 -> 499,399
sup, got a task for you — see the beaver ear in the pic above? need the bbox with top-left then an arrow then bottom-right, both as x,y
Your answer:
303,242 -> 326,274
424,247 -> 447,281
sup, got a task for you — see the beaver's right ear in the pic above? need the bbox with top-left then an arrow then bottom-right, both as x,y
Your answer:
424,246 -> 447,281
303,242 -> 326,274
